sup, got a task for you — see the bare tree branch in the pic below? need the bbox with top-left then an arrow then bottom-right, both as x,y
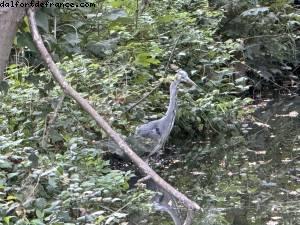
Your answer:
27,8 -> 200,213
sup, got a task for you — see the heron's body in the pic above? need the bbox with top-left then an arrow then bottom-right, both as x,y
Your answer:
135,70 -> 195,157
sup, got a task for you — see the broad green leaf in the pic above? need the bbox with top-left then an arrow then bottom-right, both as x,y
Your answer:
36,10 -> 49,33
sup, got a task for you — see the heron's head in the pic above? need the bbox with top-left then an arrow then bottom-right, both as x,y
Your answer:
176,69 -> 197,86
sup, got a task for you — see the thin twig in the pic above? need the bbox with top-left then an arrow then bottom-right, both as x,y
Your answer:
126,35 -> 182,112
243,33 -> 289,41
164,35 -> 182,74
29,174 -> 41,198
135,0 -> 139,30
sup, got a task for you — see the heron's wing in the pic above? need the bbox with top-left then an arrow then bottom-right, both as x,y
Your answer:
96,139 -> 125,158
97,135 -> 160,158
127,135 -> 158,155
135,120 -> 162,140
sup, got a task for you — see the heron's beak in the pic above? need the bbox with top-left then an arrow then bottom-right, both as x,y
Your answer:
186,77 -> 198,87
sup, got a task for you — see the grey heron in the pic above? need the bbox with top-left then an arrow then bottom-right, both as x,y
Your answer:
135,69 -> 197,157
103,69 -> 196,159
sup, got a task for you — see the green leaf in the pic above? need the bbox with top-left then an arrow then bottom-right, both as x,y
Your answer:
96,215 -> 105,223
0,159 -> 13,169
29,219 -> 44,225
36,10 -> 49,33
7,172 -> 19,179
113,212 -> 127,218
134,53 -> 160,67
4,216 -> 13,225
7,195 -> 17,200
16,32 -> 37,52
35,198 -> 47,209
36,209 -> 45,219
105,216 -> 115,224
62,33 -> 80,46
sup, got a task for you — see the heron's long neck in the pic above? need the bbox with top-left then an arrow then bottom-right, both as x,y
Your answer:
165,80 -> 180,120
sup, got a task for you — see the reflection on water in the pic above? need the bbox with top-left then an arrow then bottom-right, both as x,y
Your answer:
138,97 -> 300,225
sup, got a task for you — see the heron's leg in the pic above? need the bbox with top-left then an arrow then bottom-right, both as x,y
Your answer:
147,144 -> 161,158
146,151 -> 162,164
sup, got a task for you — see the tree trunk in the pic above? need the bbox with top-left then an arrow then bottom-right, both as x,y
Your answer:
0,0 -> 27,80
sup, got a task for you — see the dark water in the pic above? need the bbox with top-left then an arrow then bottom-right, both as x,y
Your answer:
134,97 -> 300,225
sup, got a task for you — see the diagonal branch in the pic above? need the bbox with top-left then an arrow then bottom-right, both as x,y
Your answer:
27,7 -> 200,214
